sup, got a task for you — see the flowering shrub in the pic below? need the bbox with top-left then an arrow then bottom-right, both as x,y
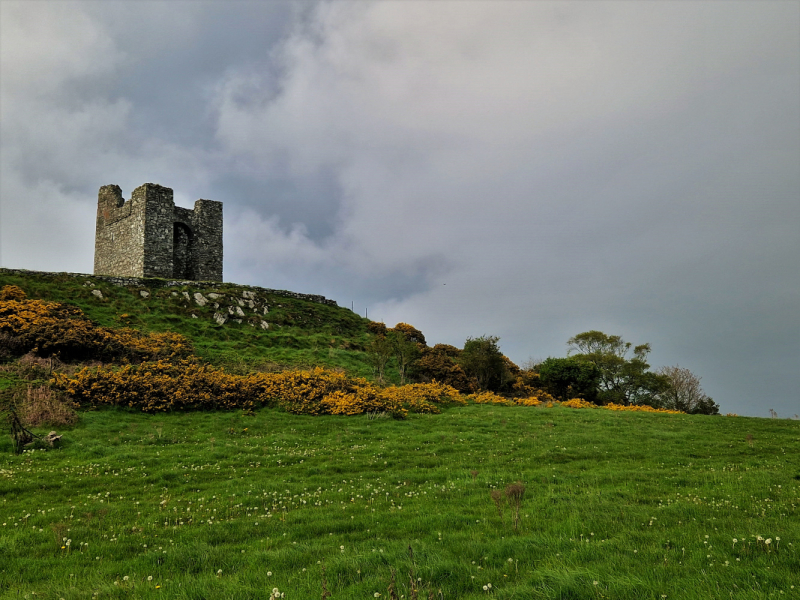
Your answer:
392,322 -> 426,346
515,396 -> 542,406
0,297 -> 192,362
0,285 -> 27,301
516,390 -> 556,406
603,403 -> 683,414
467,391 -> 513,406
380,382 -> 465,414
561,398 -> 597,409
53,361 -> 688,418
54,363 -> 409,417
53,360 -> 246,412
248,368 -> 405,417
54,363 -> 480,417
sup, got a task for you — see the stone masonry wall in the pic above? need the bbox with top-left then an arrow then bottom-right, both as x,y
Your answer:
192,199 -> 223,281
140,184 -> 176,279
94,183 -> 223,282
94,184 -> 145,277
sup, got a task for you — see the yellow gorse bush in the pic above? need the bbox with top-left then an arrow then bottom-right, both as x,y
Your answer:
558,398 -> 685,414
53,362 -> 687,417
248,368 -> 406,417
0,291 -> 191,362
467,391 -> 513,406
0,298 -> 68,336
53,364 -> 407,417
603,403 -> 683,414
0,285 -> 27,301
380,382 -> 465,414
561,398 -> 597,409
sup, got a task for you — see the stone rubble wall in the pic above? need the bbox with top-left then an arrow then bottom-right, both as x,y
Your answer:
0,268 -> 338,307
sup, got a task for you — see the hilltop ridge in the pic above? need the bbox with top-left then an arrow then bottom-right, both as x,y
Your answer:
0,268 -> 373,376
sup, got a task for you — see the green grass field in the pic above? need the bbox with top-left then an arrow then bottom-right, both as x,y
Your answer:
2,405 -> 798,599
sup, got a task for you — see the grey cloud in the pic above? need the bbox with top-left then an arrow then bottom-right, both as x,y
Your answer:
1,1 -> 797,417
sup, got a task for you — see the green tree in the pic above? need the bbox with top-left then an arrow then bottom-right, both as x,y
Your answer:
417,344 -> 474,392
656,365 -> 719,415
567,330 -> 668,406
366,334 -> 393,385
460,335 -> 507,391
392,322 -> 426,346
388,329 -> 421,385
538,357 -> 600,402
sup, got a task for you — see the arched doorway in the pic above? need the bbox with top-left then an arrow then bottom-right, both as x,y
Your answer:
173,222 -> 194,279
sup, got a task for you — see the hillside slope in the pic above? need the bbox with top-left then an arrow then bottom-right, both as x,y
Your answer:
0,268 -> 373,375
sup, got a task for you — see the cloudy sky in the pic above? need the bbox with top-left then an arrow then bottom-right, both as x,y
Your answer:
1,1 -> 798,417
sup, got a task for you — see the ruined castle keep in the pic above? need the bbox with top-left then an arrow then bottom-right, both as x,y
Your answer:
94,183 -> 223,281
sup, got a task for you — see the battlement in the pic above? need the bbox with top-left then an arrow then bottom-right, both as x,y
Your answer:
94,183 -> 222,281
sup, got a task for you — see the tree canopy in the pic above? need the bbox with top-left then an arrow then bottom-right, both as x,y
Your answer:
566,330 -> 668,406
656,365 -> 719,415
459,335 -> 510,391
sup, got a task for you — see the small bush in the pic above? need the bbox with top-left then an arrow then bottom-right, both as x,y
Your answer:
561,398 -> 597,409
0,285 -> 26,301
467,391 -> 513,406
604,403 -> 683,414
16,385 -> 78,427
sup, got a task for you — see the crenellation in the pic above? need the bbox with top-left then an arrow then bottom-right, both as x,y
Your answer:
94,183 -> 223,281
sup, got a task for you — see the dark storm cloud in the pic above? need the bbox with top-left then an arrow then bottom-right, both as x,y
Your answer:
1,1 -> 797,417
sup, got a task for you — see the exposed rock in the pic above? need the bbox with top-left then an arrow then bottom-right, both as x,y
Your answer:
213,313 -> 227,325
262,306 -> 269,315
140,290 -> 150,298
92,289 -> 103,299
242,291 -> 255,300
182,291 -> 191,301
260,321 -> 269,330
207,293 -> 222,300
193,292 -> 207,306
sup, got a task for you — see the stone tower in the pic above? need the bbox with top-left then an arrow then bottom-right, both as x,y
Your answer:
94,183 -> 223,281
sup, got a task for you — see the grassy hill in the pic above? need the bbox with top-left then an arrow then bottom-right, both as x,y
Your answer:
0,268 -> 374,377
1,269 -> 798,598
